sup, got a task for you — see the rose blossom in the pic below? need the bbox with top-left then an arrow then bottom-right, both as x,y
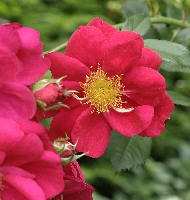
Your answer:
46,18 -> 174,158
1,22 -> 50,85
0,118 -> 64,200
0,23 -> 50,122
52,160 -> 94,200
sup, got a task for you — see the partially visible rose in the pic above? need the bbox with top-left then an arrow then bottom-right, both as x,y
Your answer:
1,22 -> 50,85
0,23 -> 50,122
0,118 -> 64,200
53,160 -> 94,200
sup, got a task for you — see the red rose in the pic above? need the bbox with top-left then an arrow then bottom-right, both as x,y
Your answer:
1,23 -> 50,85
53,160 -> 94,200
46,18 -> 174,158
0,118 -> 64,200
0,23 -> 50,122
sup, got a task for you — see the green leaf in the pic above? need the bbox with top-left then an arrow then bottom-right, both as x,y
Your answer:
166,90 -> 190,106
121,1 -> 149,19
106,131 -> 152,173
166,4 -> 182,20
144,39 -> 190,73
122,14 -> 151,36
174,28 -> 190,47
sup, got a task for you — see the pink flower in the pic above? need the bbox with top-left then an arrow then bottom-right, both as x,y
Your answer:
53,160 -> 94,200
0,81 -> 37,122
0,23 -> 50,122
0,118 -> 64,200
1,22 -> 50,85
46,18 -> 174,158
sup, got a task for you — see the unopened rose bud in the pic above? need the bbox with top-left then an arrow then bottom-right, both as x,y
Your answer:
34,83 -> 66,107
32,77 -> 70,110
53,140 -> 76,166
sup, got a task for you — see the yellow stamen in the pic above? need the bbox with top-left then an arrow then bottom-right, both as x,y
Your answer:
0,173 -> 2,196
81,66 -> 125,113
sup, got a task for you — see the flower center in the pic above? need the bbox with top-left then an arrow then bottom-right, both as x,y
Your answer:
81,66 -> 125,113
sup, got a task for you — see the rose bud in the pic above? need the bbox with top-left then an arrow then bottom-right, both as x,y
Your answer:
33,77 -> 69,110
53,138 -> 87,166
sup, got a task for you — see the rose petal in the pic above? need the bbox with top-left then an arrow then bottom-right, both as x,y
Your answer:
136,47 -> 162,70
18,120 -> 47,136
16,26 -> 43,54
122,66 -> 166,106
15,50 -> 50,85
2,173 -> 46,200
0,118 -> 44,166
0,151 -> 5,165
103,30 -> 144,76
49,105 -> 88,141
0,166 -> 35,179
21,150 -> 64,199
104,105 -> 154,137
0,25 -> 21,53
64,160 -> 85,181
87,18 -> 118,39
139,93 -> 174,137
0,45 -> 21,81
65,25 -> 108,70
0,82 -> 36,122
71,107 -> 112,158
45,52 -> 90,82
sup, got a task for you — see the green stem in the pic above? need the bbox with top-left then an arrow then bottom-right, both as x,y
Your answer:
150,16 -> 190,28
42,42 -> 68,56
42,16 -> 190,55
114,16 -> 190,29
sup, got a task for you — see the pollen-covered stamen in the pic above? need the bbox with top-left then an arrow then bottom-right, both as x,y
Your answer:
81,66 -> 126,113
0,173 -> 2,192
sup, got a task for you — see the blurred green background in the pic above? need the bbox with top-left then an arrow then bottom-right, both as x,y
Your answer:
1,0 -> 190,199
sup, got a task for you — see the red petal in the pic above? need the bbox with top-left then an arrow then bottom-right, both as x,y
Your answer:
2,173 -> 46,200
21,150 -> 64,199
87,18 -> 118,39
16,50 -> 50,85
104,105 -> 154,137
63,161 -> 84,181
139,93 -> 174,137
0,118 -> 44,167
122,66 -> 166,107
0,82 -> 36,122
18,120 -> 47,136
49,105 -> 88,141
103,30 -> 144,76
45,52 -> 90,82
0,45 -> 20,82
71,107 -> 111,158
65,25 -> 108,70
17,26 -> 43,54
136,47 -> 162,70
0,25 -> 21,53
